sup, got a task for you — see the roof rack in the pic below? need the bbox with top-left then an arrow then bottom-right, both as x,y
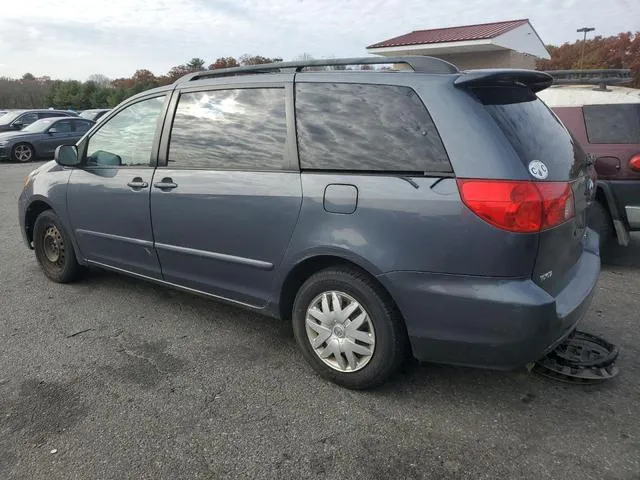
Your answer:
175,56 -> 459,83
544,69 -> 632,90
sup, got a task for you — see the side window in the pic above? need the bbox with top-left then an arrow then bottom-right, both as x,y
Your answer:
168,88 -> 287,170
17,112 -> 38,126
295,83 -> 451,173
74,120 -> 93,134
52,120 -> 73,133
39,112 -> 62,119
583,104 -> 640,144
86,96 -> 165,167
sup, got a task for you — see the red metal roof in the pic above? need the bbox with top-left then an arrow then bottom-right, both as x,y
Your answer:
367,19 -> 530,49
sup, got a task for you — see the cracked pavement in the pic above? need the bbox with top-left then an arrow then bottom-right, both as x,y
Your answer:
1,161 -> 639,479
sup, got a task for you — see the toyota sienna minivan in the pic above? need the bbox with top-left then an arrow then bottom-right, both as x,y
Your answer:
19,56 -> 600,389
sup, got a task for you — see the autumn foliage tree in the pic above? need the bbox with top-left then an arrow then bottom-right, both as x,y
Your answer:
537,32 -> 640,88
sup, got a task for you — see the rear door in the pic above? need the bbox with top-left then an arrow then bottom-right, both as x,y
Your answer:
483,92 -> 591,295
150,77 -> 302,307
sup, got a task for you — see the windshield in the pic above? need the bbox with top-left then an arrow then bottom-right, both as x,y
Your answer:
21,118 -> 57,133
0,110 -> 23,124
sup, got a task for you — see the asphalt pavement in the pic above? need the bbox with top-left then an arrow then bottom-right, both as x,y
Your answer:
1,161 -> 639,480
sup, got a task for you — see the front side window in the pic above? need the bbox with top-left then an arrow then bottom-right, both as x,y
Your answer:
583,104 -> 640,144
86,95 -> 165,167
17,112 -> 38,126
295,83 -> 451,173
169,88 -> 287,170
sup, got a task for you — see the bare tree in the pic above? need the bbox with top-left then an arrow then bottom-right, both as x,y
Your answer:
87,73 -> 111,87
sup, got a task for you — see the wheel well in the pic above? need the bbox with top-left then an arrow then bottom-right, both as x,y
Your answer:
24,200 -> 52,246
13,141 -> 35,154
278,255 -> 395,321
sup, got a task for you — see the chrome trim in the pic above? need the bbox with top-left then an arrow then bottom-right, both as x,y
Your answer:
76,229 -> 154,247
625,206 -> 640,229
85,260 -> 262,309
154,242 -> 273,270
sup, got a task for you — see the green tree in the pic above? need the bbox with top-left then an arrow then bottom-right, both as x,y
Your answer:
22,72 -> 35,81
186,58 -> 206,71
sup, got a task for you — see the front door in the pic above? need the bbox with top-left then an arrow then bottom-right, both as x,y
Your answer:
67,94 -> 168,279
150,84 -> 302,307
40,119 -> 77,157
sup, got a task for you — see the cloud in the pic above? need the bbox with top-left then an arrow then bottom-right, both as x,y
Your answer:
0,0 -> 635,79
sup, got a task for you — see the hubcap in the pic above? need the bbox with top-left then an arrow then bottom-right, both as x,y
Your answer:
305,291 -> 376,373
15,144 -> 32,162
42,225 -> 65,266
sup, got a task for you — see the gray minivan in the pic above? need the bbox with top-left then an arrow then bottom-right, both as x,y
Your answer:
19,57 -> 600,389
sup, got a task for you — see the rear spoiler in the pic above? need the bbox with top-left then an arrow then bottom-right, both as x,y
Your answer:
454,69 -> 554,93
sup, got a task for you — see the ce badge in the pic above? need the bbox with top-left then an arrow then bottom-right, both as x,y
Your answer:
528,160 -> 549,180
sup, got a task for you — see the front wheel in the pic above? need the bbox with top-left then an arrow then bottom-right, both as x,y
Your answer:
292,267 -> 408,389
33,210 -> 82,283
12,143 -> 34,163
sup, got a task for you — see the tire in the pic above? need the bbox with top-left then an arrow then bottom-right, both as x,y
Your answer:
292,267 -> 408,389
588,201 -> 614,250
33,210 -> 82,283
12,143 -> 34,163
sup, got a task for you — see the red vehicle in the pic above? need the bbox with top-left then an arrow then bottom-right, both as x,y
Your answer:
539,70 -> 640,247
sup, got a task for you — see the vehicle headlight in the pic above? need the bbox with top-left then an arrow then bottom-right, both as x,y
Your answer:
0,140 -> 8,147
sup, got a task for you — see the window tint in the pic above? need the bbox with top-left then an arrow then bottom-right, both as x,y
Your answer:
583,104 -> 640,144
75,120 -> 92,133
485,96 -> 586,181
169,88 -> 287,170
52,120 -> 72,133
86,96 -> 165,167
18,112 -> 38,125
39,112 -> 64,119
295,83 -> 451,173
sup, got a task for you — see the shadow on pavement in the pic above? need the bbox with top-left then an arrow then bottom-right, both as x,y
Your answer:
601,233 -> 640,270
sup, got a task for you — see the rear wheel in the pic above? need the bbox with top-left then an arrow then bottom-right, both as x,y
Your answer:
588,201 -> 614,250
12,143 -> 34,163
33,210 -> 82,283
292,267 -> 408,389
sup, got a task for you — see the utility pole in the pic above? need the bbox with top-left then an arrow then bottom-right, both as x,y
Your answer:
577,27 -> 595,69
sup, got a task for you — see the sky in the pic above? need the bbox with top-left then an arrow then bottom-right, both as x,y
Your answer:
0,0 -> 636,80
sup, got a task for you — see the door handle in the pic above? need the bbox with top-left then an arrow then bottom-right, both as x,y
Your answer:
153,177 -> 178,190
127,177 -> 149,189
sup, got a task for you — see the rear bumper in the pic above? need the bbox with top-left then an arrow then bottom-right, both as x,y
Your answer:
379,235 -> 600,369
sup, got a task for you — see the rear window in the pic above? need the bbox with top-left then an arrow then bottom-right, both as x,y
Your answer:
583,104 -> 640,144
295,83 -> 451,173
484,90 -> 585,180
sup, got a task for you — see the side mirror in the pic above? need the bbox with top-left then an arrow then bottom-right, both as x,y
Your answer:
11,121 -> 23,129
48,127 -> 58,135
54,145 -> 80,167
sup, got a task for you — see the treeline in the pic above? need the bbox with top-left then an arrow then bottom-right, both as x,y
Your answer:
0,55 -> 282,110
536,31 -> 640,88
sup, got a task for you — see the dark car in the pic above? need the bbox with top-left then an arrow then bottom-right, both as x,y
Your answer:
19,56 -> 600,389
79,109 -> 111,122
539,76 -> 640,247
0,117 -> 94,162
0,109 -> 78,133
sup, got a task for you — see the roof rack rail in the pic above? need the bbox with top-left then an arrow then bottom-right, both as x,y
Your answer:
175,56 -> 459,83
544,69 -> 632,90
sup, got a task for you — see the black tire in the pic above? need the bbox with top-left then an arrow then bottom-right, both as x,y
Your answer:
12,142 -> 34,163
588,201 -> 614,250
292,267 -> 408,389
33,210 -> 82,283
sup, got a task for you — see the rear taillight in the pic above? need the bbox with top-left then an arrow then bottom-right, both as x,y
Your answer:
629,154 -> 640,172
457,179 -> 575,233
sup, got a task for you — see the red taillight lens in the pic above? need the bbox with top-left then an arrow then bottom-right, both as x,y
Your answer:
629,154 -> 640,172
457,179 -> 575,233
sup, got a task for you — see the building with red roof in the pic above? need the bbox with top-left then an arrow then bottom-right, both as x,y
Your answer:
367,19 -> 550,70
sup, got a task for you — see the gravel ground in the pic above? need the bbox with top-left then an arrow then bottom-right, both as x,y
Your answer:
1,161 -> 639,480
